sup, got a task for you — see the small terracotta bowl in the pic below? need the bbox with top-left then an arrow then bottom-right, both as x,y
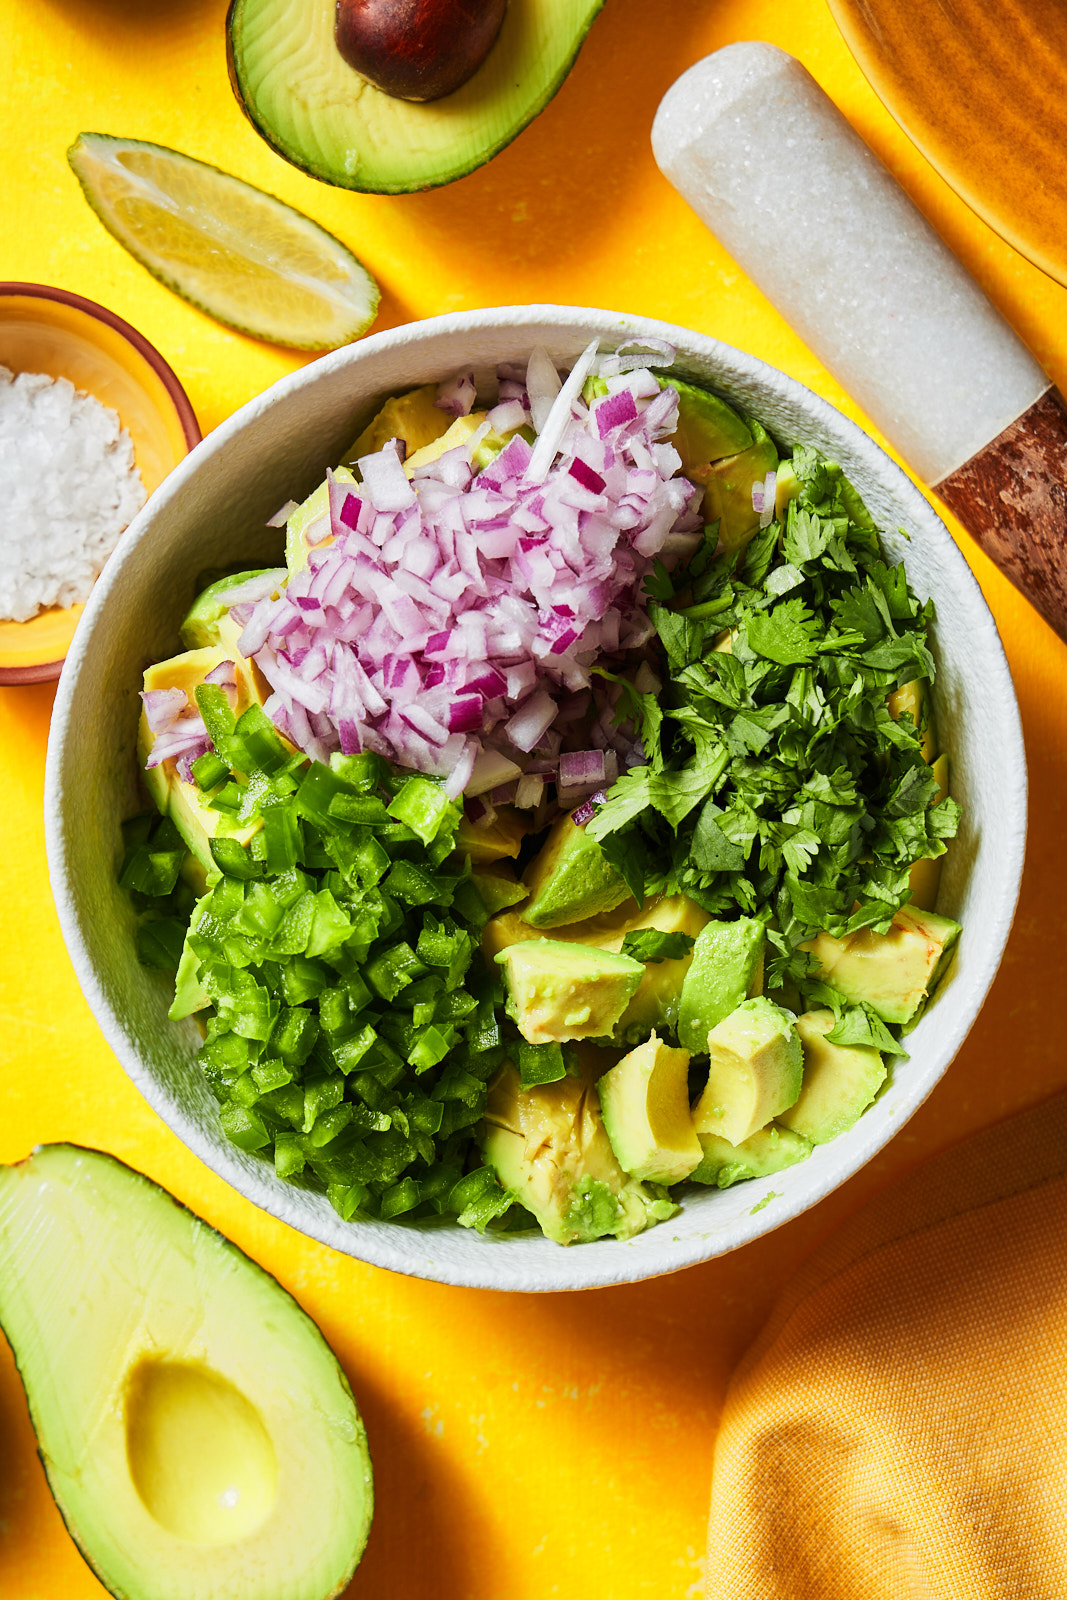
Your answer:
0,283 -> 200,684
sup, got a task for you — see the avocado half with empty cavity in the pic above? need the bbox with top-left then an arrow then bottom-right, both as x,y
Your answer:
227,0 -> 607,192
0,1144 -> 373,1600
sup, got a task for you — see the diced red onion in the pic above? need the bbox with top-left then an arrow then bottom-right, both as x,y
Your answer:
237,347 -> 701,795
569,458 -> 605,495
559,749 -> 606,789
357,443 -> 416,512
267,500 -> 299,527
595,338 -> 676,378
759,469 -> 778,529
505,690 -> 557,754
594,389 -> 639,437
526,346 -> 562,433
204,660 -> 236,689
141,687 -> 188,733
448,695 -> 483,734
488,399 -> 528,434
524,339 -> 599,483
436,370 -> 476,417
514,773 -> 544,810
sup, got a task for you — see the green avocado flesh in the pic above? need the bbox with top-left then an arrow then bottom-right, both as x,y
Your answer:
180,570 -> 276,650
497,938 -> 644,1044
0,1145 -> 372,1600
779,1010 -> 886,1144
689,1123 -> 811,1188
677,917 -> 765,1055
228,0 -> 607,193
522,811 -> 630,928
658,376 -> 754,475
481,1063 -> 673,1244
702,418 -> 779,552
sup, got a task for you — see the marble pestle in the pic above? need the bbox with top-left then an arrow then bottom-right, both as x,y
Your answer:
652,43 -> 1067,643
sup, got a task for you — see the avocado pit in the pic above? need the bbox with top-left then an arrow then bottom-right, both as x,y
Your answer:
334,0 -> 507,102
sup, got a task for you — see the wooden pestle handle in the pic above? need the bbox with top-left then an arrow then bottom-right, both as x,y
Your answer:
934,389 -> 1067,644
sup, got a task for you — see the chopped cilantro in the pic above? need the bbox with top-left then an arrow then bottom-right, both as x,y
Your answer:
619,930 -> 696,964
584,447 -> 958,988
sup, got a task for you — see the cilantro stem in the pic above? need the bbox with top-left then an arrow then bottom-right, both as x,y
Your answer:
676,595 -> 733,621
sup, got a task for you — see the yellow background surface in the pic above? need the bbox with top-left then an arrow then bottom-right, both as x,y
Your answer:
3,2 -> 1066,1596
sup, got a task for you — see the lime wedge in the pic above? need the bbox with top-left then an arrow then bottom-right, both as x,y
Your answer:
68,132 -> 380,350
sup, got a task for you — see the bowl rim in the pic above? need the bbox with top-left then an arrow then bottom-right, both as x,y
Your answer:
44,303 -> 1028,1291
0,281 -> 201,686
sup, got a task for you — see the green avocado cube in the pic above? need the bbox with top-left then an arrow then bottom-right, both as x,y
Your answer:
778,1010 -> 886,1144
521,812 -> 631,929
804,904 -> 962,1028
598,1033 -> 701,1185
480,1063 -> 674,1245
692,996 -> 803,1147
179,569 -> 279,650
689,1122 -> 812,1188
495,939 -> 643,1045
677,917 -> 765,1054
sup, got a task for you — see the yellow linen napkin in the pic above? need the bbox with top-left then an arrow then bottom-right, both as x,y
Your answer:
707,1091 -> 1067,1599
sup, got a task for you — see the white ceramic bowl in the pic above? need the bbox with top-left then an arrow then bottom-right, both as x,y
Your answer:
44,306 -> 1026,1292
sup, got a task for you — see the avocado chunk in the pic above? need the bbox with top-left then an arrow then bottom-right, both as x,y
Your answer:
692,996 -> 803,1147
455,804 -> 529,865
471,863 -> 529,916
677,916 -> 765,1054
609,896 -> 711,1043
350,384 -> 452,460
773,457 -> 802,522
909,753 -> 950,912
887,675 -> 937,764
496,938 -> 643,1045
658,375 -> 754,478
481,1064 -> 673,1244
598,1033 -> 701,1185
404,410 -> 489,473
139,645 -> 272,871
778,1010 -> 887,1144
179,569 -> 281,650
689,1122 -> 811,1188
0,1144 -> 372,1600
702,417 -> 779,553
228,0 -> 607,193
285,465 -> 355,574
522,811 -> 631,928
484,892 -> 710,1044
804,904 -> 962,1028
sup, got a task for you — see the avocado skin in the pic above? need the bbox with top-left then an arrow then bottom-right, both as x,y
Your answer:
227,0 -> 607,194
0,1144 -> 373,1600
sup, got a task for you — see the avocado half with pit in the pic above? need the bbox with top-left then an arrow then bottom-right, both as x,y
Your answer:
0,1145 -> 373,1600
227,0 -> 607,193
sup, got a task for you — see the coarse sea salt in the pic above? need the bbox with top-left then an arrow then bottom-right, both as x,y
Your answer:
0,365 -> 146,622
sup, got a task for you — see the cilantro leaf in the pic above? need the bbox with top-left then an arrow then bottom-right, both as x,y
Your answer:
744,599 -> 820,666
620,930 -> 696,964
